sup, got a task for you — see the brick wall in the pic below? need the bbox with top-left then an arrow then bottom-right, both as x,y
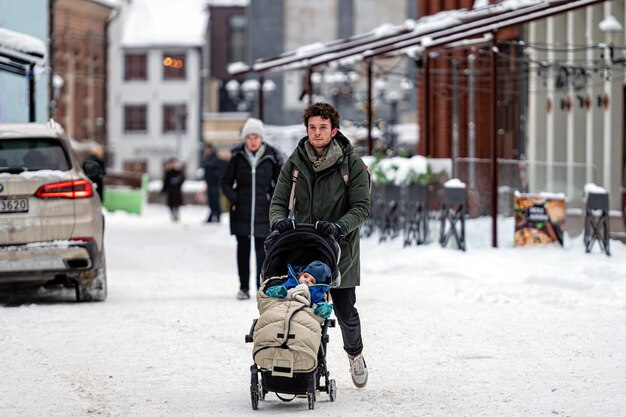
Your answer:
52,0 -> 111,144
416,0 -> 522,162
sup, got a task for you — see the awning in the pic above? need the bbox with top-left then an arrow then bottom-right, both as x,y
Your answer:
0,27 -> 47,76
229,0 -> 607,76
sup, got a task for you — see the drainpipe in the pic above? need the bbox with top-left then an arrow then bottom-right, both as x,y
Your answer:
490,34 -> 499,248
48,0 -> 55,120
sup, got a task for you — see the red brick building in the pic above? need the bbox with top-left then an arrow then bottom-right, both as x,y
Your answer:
52,0 -> 115,144
416,0 -> 523,162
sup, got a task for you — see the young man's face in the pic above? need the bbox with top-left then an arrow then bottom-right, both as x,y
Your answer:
245,134 -> 262,153
306,116 -> 338,156
298,272 -> 317,286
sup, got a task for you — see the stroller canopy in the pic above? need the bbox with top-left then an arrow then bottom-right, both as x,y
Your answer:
262,224 -> 341,287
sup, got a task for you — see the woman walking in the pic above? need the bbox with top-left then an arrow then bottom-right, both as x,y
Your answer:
220,118 -> 284,300
161,157 -> 185,222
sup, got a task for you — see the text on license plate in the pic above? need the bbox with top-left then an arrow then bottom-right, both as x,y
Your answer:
0,198 -> 29,213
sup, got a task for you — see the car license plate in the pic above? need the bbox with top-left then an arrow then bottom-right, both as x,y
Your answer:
0,198 -> 28,213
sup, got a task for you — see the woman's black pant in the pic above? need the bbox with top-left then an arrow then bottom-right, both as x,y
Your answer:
329,287 -> 363,357
236,235 -> 266,293
206,186 -> 221,221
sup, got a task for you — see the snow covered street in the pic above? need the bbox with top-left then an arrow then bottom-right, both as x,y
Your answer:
1,204 -> 626,417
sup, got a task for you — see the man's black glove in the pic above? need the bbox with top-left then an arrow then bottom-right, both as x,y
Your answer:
271,219 -> 295,233
316,221 -> 345,239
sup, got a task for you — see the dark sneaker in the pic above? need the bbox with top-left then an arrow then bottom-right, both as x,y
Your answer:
236,290 -> 250,300
348,353 -> 368,388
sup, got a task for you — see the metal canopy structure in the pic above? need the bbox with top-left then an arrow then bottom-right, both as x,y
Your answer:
0,28 -> 47,122
229,0 -> 608,142
230,0 -> 609,248
231,0 -> 608,77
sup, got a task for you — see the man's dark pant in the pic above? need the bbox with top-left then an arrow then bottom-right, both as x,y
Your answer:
236,235 -> 266,293
207,186 -> 221,222
330,287 -> 363,356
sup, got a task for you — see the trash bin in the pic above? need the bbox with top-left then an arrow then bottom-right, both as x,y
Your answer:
103,172 -> 148,215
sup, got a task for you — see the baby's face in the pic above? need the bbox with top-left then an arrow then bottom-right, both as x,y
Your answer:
298,272 -> 317,286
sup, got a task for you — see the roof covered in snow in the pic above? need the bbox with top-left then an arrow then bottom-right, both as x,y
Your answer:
121,0 -> 209,48
0,27 -> 47,65
87,0 -> 121,8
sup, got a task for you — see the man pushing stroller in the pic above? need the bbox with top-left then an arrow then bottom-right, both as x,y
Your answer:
270,102 -> 371,388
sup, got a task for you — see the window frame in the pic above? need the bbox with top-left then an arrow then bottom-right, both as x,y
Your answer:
162,52 -> 187,81
162,103 -> 187,134
124,52 -> 148,81
123,104 -> 148,133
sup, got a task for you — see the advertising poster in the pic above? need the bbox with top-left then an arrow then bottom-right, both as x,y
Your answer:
514,193 -> 565,247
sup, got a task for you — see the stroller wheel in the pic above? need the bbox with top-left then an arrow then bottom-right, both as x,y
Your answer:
307,392 -> 315,410
329,379 -> 337,402
251,391 -> 259,410
250,365 -> 260,410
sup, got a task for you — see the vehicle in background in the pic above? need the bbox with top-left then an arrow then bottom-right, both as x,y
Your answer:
0,120 -> 107,301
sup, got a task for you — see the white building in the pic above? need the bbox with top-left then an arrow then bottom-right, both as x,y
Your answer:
107,0 -> 208,179
527,2 -> 625,210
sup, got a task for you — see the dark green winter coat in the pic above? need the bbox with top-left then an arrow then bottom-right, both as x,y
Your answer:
269,131 -> 370,288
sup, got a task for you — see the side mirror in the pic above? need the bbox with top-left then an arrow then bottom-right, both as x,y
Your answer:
83,160 -> 103,180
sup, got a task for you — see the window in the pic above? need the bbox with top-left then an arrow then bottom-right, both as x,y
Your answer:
162,104 -> 187,133
124,105 -> 147,132
0,139 -> 69,171
162,52 -> 186,80
228,15 -> 247,63
124,53 -> 147,80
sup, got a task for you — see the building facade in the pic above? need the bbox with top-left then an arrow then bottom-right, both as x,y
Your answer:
107,0 -> 208,179
52,0 -> 116,144
527,1 -> 625,210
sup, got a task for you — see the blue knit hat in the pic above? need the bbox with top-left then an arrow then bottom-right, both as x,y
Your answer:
302,261 -> 331,284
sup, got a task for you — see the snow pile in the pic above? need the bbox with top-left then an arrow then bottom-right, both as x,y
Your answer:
363,155 -> 429,185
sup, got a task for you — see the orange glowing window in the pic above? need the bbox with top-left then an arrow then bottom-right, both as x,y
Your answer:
163,52 -> 186,80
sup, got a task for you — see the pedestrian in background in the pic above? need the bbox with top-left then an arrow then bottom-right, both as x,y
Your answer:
201,143 -> 227,223
161,157 -> 185,222
86,145 -> 106,201
269,102 -> 371,388
220,118 -> 284,300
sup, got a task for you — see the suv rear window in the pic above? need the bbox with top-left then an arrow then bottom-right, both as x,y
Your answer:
0,139 -> 70,172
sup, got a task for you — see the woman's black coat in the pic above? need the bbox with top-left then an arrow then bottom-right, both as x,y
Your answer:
220,143 -> 284,237
162,168 -> 185,208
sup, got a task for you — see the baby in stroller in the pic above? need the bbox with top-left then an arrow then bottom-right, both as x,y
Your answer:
264,260 -> 333,318
246,224 -> 339,410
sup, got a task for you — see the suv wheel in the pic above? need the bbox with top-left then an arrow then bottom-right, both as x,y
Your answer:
76,251 -> 107,302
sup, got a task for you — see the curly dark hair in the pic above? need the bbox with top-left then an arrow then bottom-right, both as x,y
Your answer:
301,102 -> 340,129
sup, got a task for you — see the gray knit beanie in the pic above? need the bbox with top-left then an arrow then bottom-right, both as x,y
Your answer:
241,118 -> 264,140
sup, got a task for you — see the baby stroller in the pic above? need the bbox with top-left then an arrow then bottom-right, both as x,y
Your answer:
245,224 -> 341,410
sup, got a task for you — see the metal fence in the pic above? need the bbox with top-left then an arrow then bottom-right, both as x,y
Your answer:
360,158 -> 600,245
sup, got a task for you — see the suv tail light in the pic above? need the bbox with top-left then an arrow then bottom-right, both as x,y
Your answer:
35,179 -> 94,199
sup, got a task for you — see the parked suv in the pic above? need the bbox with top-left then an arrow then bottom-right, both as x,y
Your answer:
0,120 -> 106,301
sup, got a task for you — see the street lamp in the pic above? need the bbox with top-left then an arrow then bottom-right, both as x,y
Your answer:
599,14 -> 625,65
312,68 -> 359,117
373,77 -> 413,155
225,78 -> 276,116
